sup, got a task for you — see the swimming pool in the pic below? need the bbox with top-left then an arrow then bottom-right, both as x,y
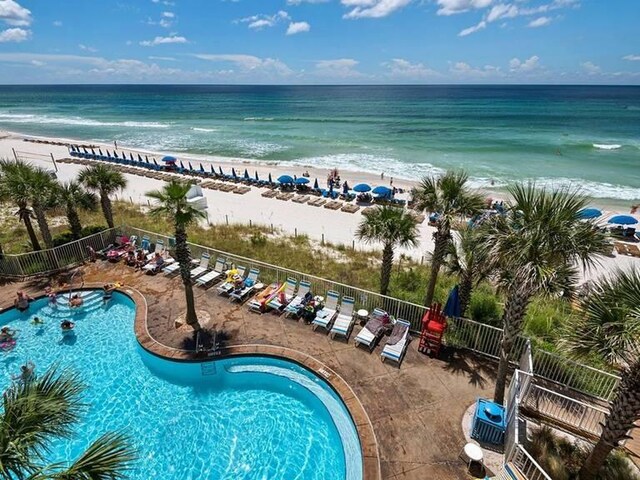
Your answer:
0,289 -> 363,479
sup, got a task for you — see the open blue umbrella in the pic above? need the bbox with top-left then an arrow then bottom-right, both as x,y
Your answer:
295,177 -> 310,185
313,178 -> 319,189
372,185 -> 393,196
443,285 -> 461,318
579,208 -> 602,219
353,183 -> 371,193
278,175 -> 294,184
162,155 -> 177,163
608,214 -> 638,225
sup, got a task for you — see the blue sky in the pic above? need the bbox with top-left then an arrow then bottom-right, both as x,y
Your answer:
0,0 -> 638,84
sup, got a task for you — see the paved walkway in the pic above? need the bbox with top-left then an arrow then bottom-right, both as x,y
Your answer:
3,261 -> 499,479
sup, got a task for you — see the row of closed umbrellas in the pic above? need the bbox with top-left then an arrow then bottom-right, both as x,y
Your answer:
579,208 -> 638,226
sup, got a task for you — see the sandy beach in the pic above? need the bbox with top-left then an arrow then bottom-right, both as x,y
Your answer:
1,129 -> 638,283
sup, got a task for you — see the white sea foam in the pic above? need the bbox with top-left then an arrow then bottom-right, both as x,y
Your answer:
0,113 -> 169,129
191,127 -> 218,133
243,117 -> 274,122
593,143 -> 622,150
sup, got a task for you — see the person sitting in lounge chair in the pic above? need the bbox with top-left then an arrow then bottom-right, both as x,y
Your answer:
146,253 -> 165,274
125,250 -> 136,267
134,250 -> 147,270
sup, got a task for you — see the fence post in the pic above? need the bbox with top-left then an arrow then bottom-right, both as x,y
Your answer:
50,153 -> 58,172
12,148 -> 18,161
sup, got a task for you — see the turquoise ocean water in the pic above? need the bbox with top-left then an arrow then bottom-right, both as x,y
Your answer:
0,85 -> 639,203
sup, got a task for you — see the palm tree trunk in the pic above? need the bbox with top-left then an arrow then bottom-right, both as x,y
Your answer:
67,205 -> 83,239
459,272 -> 473,317
579,361 -> 640,480
32,203 -> 53,249
175,226 -> 200,331
424,227 -> 450,307
19,205 -> 41,251
494,288 -> 531,405
100,193 -> 114,229
380,243 -> 394,296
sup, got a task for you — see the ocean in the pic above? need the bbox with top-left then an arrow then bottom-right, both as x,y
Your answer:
0,84 -> 639,204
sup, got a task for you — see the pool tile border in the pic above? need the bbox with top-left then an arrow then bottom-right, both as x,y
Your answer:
122,285 -> 381,480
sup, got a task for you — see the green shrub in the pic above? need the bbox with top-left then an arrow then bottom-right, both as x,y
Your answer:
469,290 -> 501,326
52,231 -> 75,247
249,232 -> 267,247
81,225 -> 107,237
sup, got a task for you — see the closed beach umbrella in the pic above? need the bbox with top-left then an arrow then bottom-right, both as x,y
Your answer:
162,155 -> 177,163
219,166 -> 224,176
145,155 -> 149,162
343,182 -> 349,194
268,172 -> 273,184
372,185 -> 393,196
180,161 -> 186,170
137,154 -> 143,162
129,153 -> 134,161
608,214 -> 638,225
91,148 -> 96,155
200,163 -> 205,172
188,162 -> 194,171
443,285 -> 461,318
99,148 -> 103,156
313,178 -> 319,189
210,165 -> 215,174
578,208 -> 602,219
255,171 -> 259,181
244,169 -> 250,179
278,175 -> 294,184
105,149 -> 111,157
353,183 -> 371,193
153,158 -> 159,166
295,177 -> 309,185
232,167 -> 237,178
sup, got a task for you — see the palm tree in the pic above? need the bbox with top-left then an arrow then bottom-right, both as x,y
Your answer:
483,183 -> 609,405
57,180 -> 98,239
0,159 -> 41,251
28,166 -> 58,249
561,269 -> 640,480
355,206 -> 419,296
444,226 -> 490,317
0,367 -> 135,478
412,170 -> 485,307
78,164 -> 127,229
146,180 -> 206,330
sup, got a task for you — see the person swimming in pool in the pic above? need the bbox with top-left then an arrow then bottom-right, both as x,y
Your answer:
69,294 -> 84,308
0,326 -> 16,342
102,283 -> 116,304
31,316 -> 44,325
14,291 -> 32,312
12,361 -> 35,383
60,319 -> 75,333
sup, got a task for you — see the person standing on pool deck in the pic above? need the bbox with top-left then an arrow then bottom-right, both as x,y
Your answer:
14,291 -> 32,312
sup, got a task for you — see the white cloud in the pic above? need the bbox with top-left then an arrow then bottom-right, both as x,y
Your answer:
0,27 -> 28,42
581,61 -> 600,74
383,58 -> 439,78
509,55 -> 540,72
238,11 -> 290,30
623,54 -> 640,62
140,35 -> 188,47
162,11 -> 174,18
287,0 -> 328,4
286,21 -> 310,35
193,54 -> 293,77
436,0 -> 492,16
314,58 -> 364,78
459,20 -> 486,36
342,0 -> 412,19
528,16 -> 552,27
0,0 -> 31,27
148,55 -> 176,61
151,0 -> 175,5
52,20 -> 62,27
450,61 -> 502,78
79,44 -> 97,53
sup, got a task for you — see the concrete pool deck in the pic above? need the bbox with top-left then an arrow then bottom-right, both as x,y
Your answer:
1,261 -> 498,480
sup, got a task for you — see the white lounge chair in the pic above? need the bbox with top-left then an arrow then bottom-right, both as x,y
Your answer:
381,319 -> 411,366
229,268 -> 260,303
216,266 -> 246,295
195,258 -> 226,287
146,239 -> 165,261
267,277 -> 298,311
190,253 -> 211,279
311,290 -> 340,331
330,296 -> 355,340
142,254 -> 174,274
354,308 -> 391,351
283,280 -> 311,317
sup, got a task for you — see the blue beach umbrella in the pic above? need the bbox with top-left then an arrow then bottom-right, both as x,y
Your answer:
210,165 -> 216,174
180,161 -> 186,170
188,162 -> 194,171
219,166 -> 224,176
231,167 -> 237,178
129,153 -> 134,161
162,155 -> 177,163
200,163 -> 205,173
278,175 -> 294,184
443,285 -> 461,318
372,185 -> 393,196
268,173 -> 273,184
255,171 -> 259,181
98,148 -> 103,156
353,183 -> 371,193
578,208 -> 602,219
608,214 -> 638,225
137,154 -> 143,162
313,178 -> 319,189
153,158 -> 159,167
145,155 -> 149,162
244,169 -> 250,180
295,177 -> 310,185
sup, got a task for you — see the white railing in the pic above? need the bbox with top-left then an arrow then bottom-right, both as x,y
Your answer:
511,445 -> 553,480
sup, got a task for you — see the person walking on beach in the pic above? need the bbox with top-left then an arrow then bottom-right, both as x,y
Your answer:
114,140 -> 118,150
390,177 -> 394,187
381,172 -> 384,180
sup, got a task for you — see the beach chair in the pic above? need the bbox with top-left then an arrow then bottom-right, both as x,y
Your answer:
329,296 -> 356,340
381,319 -> 411,366
354,308 -> 391,351
146,239 -> 165,261
190,253 -> 211,279
216,266 -> 247,296
247,282 -> 282,313
283,280 -> 311,317
311,290 -> 339,330
195,257 -> 226,287
266,277 -> 298,311
229,268 -> 260,303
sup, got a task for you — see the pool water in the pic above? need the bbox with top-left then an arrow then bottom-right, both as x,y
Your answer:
0,290 -> 362,480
